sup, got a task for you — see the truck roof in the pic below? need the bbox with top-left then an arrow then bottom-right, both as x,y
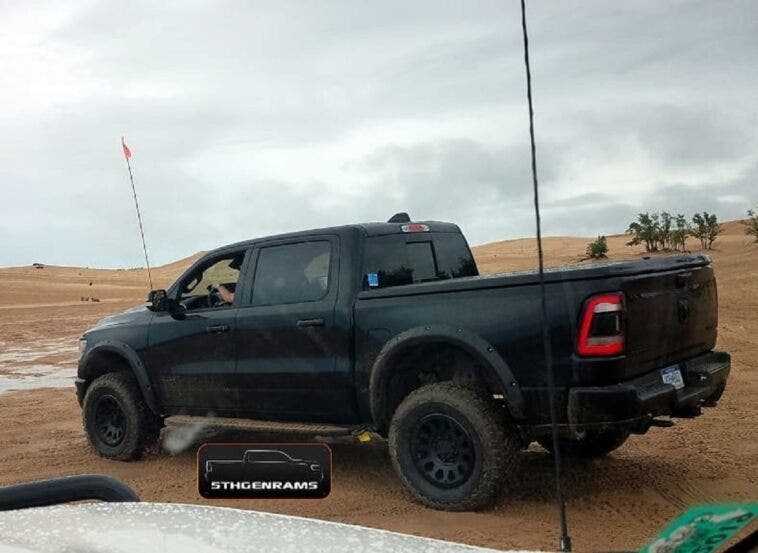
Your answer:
210,220 -> 463,256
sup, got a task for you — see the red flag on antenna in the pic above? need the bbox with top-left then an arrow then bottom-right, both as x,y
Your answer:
121,136 -> 132,160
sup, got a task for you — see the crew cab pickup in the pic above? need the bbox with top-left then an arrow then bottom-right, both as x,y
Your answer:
76,214 -> 729,510
204,449 -> 324,483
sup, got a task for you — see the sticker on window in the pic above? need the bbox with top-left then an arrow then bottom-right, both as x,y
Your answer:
367,273 -> 379,287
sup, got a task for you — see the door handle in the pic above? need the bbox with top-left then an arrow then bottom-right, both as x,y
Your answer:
296,318 -> 324,328
206,324 -> 230,333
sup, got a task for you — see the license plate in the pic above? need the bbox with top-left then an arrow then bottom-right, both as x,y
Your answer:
661,365 -> 685,390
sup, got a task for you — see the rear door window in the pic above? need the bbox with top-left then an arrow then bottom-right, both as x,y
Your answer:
251,241 -> 332,305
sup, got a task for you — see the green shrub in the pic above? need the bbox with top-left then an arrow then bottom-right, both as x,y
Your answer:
690,212 -> 723,250
743,209 -> 758,242
626,212 -> 660,252
586,236 -> 608,259
671,214 -> 690,251
659,212 -> 673,250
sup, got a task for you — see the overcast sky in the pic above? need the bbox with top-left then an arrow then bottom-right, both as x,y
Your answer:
1,0 -> 756,268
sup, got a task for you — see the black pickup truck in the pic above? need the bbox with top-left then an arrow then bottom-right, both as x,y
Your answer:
204,449 -> 324,483
76,214 -> 730,510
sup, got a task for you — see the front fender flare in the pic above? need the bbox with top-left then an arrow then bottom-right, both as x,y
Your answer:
368,325 -> 525,431
78,340 -> 160,415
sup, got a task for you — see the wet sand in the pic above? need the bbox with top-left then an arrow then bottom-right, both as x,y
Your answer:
0,222 -> 756,551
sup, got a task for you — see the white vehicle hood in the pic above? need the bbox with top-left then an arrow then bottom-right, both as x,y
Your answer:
0,502 -> 535,553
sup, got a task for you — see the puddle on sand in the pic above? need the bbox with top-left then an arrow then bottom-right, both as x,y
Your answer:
0,367 -> 76,393
0,340 -> 77,365
4,364 -> 73,377
0,349 -> 55,364
0,338 -> 79,394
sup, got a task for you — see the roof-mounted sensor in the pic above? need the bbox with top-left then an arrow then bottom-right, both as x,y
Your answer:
387,212 -> 411,223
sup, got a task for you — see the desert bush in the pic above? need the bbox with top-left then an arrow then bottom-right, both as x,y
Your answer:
671,214 -> 690,251
626,212 -> 679,252
743,209 -> 758,242
586,236 -> 608,259
658,212 -> 674,250
626,211 -> 707,252
626,212 -> 661,252
690,212 -> 722,250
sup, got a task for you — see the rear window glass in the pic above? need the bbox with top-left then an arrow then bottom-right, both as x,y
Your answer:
363,233 -> 477,290
406,242 -> 437,282
434,233 -> 479,279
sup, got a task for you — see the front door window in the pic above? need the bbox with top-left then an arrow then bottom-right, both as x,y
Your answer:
179,253 -> 245,311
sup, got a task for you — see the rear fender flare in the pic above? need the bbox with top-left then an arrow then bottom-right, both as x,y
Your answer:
79,341 -> 160,415
368,325 -> 525,430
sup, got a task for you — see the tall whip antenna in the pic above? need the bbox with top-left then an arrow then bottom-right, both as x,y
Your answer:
121,137 -> 154,291
518,1 -> 572,551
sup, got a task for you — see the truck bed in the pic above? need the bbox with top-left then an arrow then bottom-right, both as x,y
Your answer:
357,254 -> 711,298
354,253 -> 718,424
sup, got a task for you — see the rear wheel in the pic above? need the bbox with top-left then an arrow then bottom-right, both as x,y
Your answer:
83,372 -> 162,461
388,382 -> 519,511
537,428 -> 629,458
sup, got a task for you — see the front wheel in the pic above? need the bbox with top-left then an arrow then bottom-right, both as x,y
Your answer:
83,372 -> 162,461
388,382 -> 520,511
537,428 -> 630,458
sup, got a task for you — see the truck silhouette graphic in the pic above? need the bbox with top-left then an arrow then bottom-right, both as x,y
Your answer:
204,449 -> 324,483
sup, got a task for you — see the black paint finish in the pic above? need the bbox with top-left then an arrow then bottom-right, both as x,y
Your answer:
77,220 -> 727,434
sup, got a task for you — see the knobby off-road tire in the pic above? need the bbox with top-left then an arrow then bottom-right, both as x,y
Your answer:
537,428 -> 630,458
83,372 -> 162,461
388,382 -> 520,511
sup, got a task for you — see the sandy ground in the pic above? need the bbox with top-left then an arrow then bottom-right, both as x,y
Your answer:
0,222 -> 755,551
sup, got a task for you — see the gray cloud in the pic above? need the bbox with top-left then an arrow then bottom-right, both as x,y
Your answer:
575,104 -> 752,166
357,138 -> 543,202
0,1 -> 756,267
539,165 -> 758,239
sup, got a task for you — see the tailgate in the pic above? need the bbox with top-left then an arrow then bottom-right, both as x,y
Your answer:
622,264 -> 718,376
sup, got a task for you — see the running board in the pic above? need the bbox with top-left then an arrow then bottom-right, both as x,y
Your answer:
166,415 -> 369,438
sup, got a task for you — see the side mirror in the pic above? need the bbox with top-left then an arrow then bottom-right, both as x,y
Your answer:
146,289 -> 168,312
147,289 -> 185,319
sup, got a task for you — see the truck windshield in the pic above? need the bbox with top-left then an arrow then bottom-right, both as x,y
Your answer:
363,232 -> 477,290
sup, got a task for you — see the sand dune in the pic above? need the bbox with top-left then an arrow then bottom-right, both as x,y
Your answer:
0,219 -> 755,551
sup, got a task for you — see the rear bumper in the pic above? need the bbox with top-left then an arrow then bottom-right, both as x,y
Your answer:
566,350 -> 730,434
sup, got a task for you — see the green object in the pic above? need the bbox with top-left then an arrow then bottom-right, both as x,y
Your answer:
641,503 -> 757,553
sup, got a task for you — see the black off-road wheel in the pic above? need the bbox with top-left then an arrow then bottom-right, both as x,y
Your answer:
537,428 -> 630,458
83,372 -> 162,461
388,382 -> 519,511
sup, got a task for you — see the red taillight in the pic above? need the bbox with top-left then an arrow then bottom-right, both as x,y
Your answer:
576,292 -> 625,357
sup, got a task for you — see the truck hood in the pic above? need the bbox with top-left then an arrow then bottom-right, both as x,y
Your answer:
0,503 -> 522,553
90,304 -> 151,331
